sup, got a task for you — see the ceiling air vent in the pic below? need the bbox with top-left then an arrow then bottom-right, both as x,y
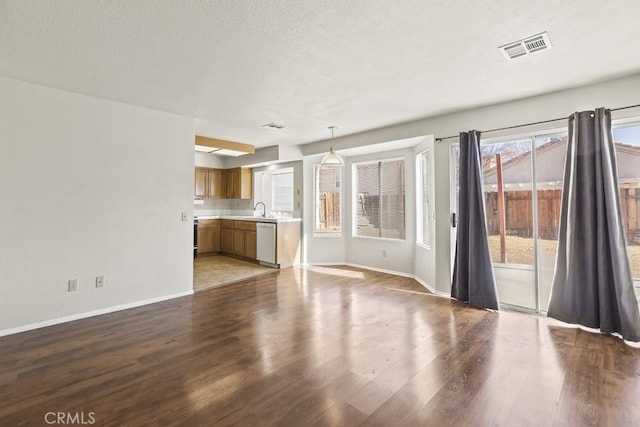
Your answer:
499,32 -> 552,60
262,122 -> 287,130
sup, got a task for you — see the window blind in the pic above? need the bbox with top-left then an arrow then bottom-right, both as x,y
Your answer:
353,158 -> 405,239
272,171 -> 294,212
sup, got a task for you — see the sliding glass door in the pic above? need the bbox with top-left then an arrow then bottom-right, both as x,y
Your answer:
482,139 -> 537,309
451,132 -> 567,312
613,123 -> 640,301
450,123 -> 640,312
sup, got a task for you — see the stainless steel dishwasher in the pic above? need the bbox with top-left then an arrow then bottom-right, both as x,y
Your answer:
256,222 -> 276,265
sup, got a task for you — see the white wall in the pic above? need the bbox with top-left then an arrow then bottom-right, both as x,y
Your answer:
195,151 -> 225,169
0,77 -> 195,333
301,73 -> 640,157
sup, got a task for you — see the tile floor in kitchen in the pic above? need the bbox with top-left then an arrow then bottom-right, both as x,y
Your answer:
193,254 -> 277,292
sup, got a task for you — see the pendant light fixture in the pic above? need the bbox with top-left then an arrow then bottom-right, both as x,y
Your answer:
321,126 -> 345,166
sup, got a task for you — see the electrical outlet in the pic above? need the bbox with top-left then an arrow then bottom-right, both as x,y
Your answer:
68,279 -> 78,292
96,276 -> 104,288
181,212 -> 188,222
382,249 -> 387,257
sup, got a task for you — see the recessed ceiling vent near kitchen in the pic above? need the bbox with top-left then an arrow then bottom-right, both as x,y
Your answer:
262,123 -> 287,130
499,32 -> 552,60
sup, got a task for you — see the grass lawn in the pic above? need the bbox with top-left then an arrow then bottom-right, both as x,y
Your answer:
488,235 -> 640,280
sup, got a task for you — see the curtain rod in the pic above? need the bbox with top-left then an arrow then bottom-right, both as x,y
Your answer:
434,103 -> 640,142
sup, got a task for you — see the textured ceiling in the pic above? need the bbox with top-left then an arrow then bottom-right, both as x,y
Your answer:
1,0 -> 639,147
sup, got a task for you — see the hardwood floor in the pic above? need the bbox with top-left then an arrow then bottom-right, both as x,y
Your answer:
1,265 -> 639,426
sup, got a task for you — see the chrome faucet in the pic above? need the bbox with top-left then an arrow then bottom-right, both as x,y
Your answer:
253,202 -> 266,217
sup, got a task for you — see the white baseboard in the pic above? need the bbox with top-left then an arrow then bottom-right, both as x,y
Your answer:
308,262 -> 451,298
413,275 -> 449,297
0,289 -> 194,337
345,262 -> 414,279
413,275 -> 437,293
304,261 -> 348,266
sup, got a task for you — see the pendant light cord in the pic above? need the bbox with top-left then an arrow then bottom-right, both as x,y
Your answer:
329,126 -> 337,151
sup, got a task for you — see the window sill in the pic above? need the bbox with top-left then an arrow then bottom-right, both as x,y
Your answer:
313,232 -> 342,238
351,235 -> 406,243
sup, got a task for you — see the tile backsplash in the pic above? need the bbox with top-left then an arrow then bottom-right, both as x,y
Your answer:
194,198 -> 254,217
195,208 -> 255,217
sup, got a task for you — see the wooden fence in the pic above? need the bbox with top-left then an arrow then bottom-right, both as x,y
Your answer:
485,188 -> 640,243
317,192 -> 340,231
621,187 -> 640,244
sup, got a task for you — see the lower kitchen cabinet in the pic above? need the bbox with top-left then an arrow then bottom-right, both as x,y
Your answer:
220,220 -> 257,260
197,219 -> 220,254
232,230 -> 245,257
244,231 -> 257,260
197,218 -> 300,266
221,228 -> 234,253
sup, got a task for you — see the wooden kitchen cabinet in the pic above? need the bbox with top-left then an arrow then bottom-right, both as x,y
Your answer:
221,228 -> 234,253
224,168 -> 252,199
195,167 -> 251,199
194,167 -> 224,199
232,230 -> 245,257
207,169 -> 224,198
234,221 -> 257,259
224,169 -> 234,199
220,220 -> 257,260
194,168 -> 208,198
244,230 -> 257,260
197,219 -> 221,254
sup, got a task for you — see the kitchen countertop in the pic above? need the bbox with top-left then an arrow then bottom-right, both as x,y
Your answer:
196,215 -> 301,223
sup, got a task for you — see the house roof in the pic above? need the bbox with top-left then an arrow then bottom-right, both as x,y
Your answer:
484,139 -> 640,186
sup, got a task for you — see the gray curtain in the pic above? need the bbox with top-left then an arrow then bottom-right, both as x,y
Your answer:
548,108 -> 640,342
451,130 -> 499,310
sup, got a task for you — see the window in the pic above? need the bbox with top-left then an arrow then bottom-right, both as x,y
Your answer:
253,167 -> 294,217
353,158 -> 405,239
314,165 -> 342,235
271,170 -> 294,215
417,149 -> 432,247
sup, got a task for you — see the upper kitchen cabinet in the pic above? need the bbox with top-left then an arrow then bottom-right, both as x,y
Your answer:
225,168 -> 252,199
207,169 -> 224,198
195,168 -> 208,198
194,167 -> 224,199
